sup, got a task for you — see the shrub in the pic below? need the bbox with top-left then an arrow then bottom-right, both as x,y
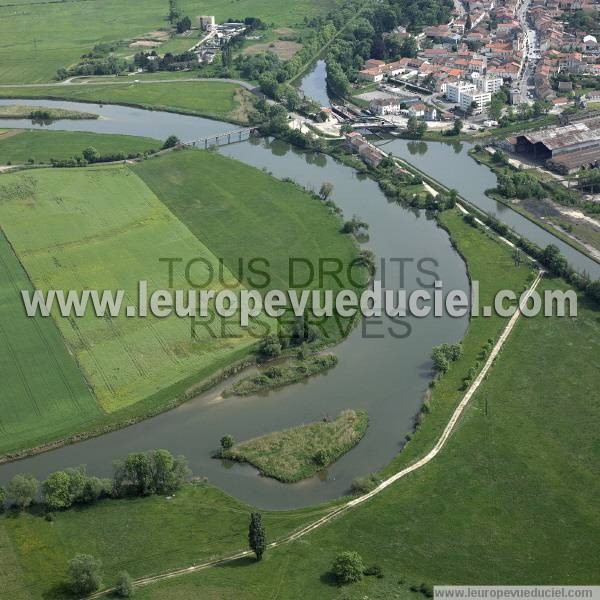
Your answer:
364,564 -> 384,578
350,473 -> 380,494
220,435 -> 235,451
331,551 -> 364,584
314,449 -> 332,466
67,554 -> 102,595
115,570 -> 134,597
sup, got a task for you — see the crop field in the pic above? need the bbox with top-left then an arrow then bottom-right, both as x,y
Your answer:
0,0 -> 334,84
132,150 -> 366,341
0,130 -> 159,165
0,81 -> 252,122
0,229 -> 100,456
0,165 -> 257,413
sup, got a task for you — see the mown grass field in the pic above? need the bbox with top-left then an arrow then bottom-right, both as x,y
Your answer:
0,230 -> 100,456
0,130 -> 159,164
0,482 -> 330,599
0,81 -> 253,122
0,165 -> 256,412
223,409 -> 369,482
132,149 -> 367,341
0,0 -> 333,84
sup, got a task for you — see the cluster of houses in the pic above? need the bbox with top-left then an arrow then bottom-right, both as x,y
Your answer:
528,0 -> 600,101
357,0 -> 599,115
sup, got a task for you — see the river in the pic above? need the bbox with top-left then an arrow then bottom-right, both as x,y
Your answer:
0,92 -> 596,509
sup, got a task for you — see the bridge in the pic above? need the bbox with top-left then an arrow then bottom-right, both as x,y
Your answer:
183,127 -> 258,149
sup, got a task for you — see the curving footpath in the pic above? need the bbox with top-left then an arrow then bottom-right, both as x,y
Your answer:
88,270 -> 544,598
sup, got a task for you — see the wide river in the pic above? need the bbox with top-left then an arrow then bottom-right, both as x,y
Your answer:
0,94 -> 596,510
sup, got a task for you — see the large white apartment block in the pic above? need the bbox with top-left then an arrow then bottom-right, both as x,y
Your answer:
445,82 -> 476,103
476,76 -> 504,93
460,91 -> 492,113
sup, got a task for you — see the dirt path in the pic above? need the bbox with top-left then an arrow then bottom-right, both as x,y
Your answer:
88,269 -> 543,598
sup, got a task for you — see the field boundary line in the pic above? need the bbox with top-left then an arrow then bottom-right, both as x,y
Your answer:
87,269 -> 543,598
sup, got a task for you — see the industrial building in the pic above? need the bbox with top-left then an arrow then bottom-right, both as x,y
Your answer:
510,117 -> 600,173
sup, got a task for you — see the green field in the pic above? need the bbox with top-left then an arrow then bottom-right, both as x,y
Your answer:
0,230 -> 100,456
0,81 -> 253,122
132,150 -> 366,341
0,130 -> 159,164
0,0 -> 333,84
0,147 -> 361,455
0,165 -> 257,413
4,208 -> 598,598
0,482 -> 328,599
222,409 -> 369,482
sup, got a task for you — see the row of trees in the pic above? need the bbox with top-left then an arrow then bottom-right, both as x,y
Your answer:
0,449 -> 190,512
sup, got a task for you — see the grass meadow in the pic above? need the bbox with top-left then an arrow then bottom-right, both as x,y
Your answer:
0,130 -> 159,165
0,231 -> 100,456
132,149 -> 367,342
0,165 -> 257,413
0,482 -> 330,600
0,0 -> 333,84
0,81 -> 253,122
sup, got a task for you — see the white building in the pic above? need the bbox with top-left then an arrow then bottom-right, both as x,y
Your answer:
460,91 -> 491,113
476,76 -> 504,93
446,82 -> 476,103
370,97 -> 402,115
198,15 -> 215,31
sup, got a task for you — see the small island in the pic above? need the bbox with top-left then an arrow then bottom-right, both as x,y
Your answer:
0,104 -> 99,120
219,409 -> 369,482
223,353 -> 338,397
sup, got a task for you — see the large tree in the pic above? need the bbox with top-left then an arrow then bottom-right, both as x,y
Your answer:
248,512 -> 266,560
8,474 -> 38,510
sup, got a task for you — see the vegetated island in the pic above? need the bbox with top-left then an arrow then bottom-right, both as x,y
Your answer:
0,104 -> 99,120
223,354 -> 339,397
219,409 -> 369,483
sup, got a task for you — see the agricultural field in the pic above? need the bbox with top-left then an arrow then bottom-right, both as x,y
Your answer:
0,230 -> 100,456
132,150 -> 367,340
0,81 -> 253,122
0,165 -> 257,413
0,146 -> 361,455
0,0 -> 334,84
0,130 -> 159,165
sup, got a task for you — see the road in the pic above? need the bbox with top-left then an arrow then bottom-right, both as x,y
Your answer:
87,265 -> 544,598
515,0 -> 538,104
